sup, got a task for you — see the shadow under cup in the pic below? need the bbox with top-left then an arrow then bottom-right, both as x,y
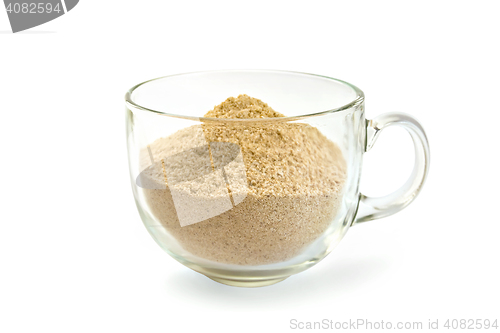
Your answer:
126,70 -> 367,287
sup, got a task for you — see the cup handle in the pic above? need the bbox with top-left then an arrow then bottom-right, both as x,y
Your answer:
354,113 -> 430,224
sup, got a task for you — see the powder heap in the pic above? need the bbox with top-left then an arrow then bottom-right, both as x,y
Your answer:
139,95 -> 347,265
204,94 -> 285,119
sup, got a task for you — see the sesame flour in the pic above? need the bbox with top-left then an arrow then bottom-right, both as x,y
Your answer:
139,95 -> 347,265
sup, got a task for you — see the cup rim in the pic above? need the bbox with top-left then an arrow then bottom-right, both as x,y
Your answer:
125,69 -> 365,122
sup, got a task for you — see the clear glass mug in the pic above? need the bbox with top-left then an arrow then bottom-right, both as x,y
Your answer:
125,70 -> 430,287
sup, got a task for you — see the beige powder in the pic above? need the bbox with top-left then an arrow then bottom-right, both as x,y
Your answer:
139,95 -> 347,265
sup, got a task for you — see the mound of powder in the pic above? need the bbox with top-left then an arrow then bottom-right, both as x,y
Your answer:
139,95 -> 347,265
204,94 -> 285,119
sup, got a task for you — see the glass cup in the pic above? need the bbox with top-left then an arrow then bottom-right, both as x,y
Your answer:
125,70 -> 430,287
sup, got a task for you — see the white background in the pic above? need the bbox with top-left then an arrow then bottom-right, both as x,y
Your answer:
1,1 -> 499,332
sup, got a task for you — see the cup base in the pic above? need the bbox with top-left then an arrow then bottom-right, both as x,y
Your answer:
207,275 -> 289,288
